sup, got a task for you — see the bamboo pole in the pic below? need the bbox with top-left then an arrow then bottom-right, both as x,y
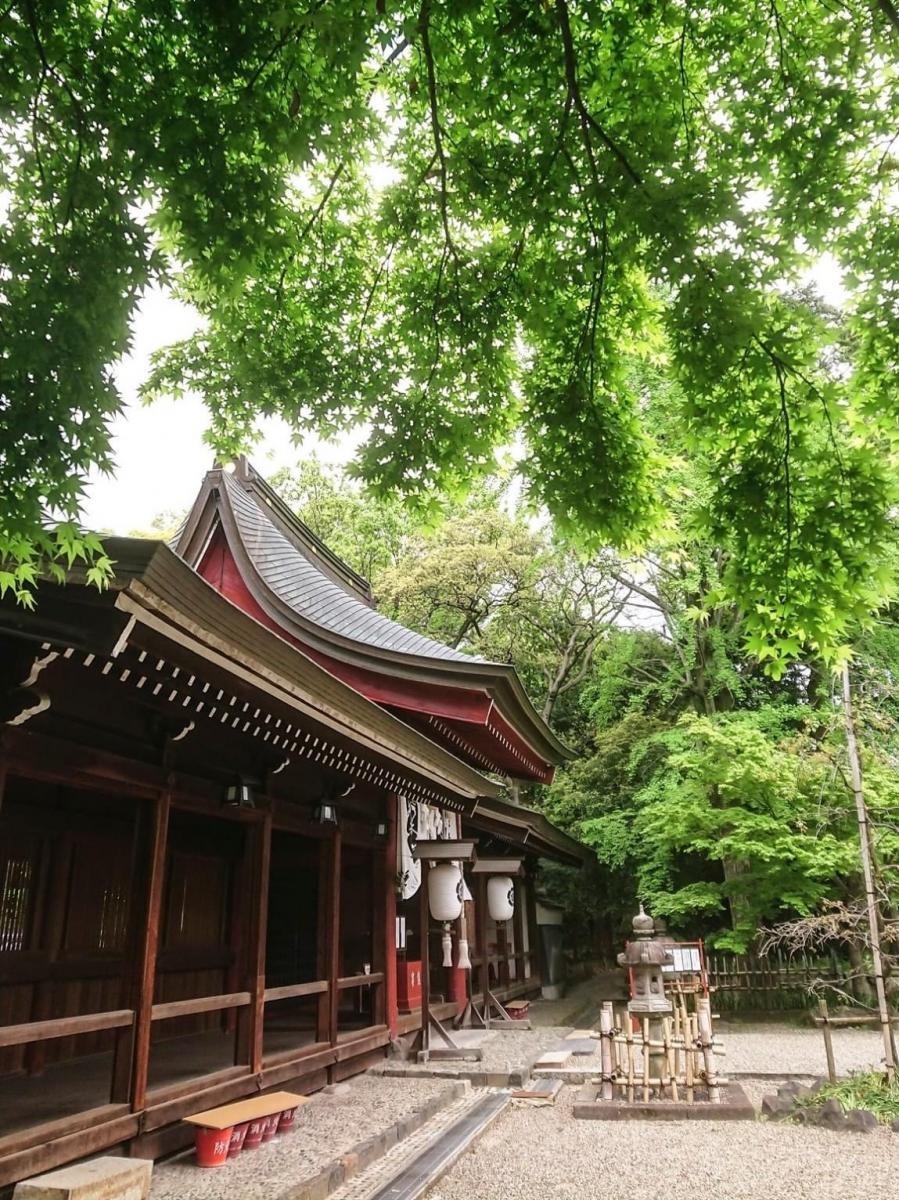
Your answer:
698,997 -> 719,1102
600,1002 -> 613,1101
818,997 -> 837,1083
685,1011 -> 695,1103
842,662 -> 897,1076
625,1013 -> 635,1103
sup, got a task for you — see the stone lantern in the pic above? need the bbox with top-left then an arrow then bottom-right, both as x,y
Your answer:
618,906 -> 673,1093
618,906 -> 673,1013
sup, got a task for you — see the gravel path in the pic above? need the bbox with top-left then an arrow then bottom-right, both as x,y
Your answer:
424,1088 -> 899,1200
721,1022 -> 884,1076
150,1076 -> 460,1200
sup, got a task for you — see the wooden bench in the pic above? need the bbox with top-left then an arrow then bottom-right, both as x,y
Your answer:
184,1091 -> 309,1165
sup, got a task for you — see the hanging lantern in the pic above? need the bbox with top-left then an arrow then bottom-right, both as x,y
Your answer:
428,862 -> 463,922
487,875 -> 515,922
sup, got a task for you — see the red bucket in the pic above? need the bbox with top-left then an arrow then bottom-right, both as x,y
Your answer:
228,1122 -> 249,1157
261,1114 -> 279,1142
195,1126 -> 233,1168
278,1107 -> 298,1131
244,1117 -> 268,1149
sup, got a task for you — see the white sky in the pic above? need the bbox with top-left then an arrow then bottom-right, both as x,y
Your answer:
81,288 -> 359,533
81,257 -> 847,535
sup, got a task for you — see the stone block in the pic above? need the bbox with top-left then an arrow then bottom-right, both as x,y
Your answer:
817,1108 -> 848,1131
890,1117 -> 899,1133
845,1109 -> 877,1133
761,1095 -> 794,1120
14,1158 -> 152,1200
819,1097 -> 843,1116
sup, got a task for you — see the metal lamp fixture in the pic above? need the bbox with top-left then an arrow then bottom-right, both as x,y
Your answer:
223,779 -> 255,809
314,800 -> 339,825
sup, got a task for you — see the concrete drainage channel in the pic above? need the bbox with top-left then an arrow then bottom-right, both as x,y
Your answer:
323,1091 -> 510,1200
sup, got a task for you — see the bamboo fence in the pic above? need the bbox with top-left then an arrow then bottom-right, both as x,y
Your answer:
705,951 -> 848,1012
597,997 -> 724,1103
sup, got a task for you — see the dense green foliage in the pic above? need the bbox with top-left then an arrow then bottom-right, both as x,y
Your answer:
796,1071 -> 899,1123
4,2 -> 899,669
271,455 -> 899,955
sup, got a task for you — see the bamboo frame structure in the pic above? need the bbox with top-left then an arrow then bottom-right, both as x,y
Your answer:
597,1007 -> 725,1103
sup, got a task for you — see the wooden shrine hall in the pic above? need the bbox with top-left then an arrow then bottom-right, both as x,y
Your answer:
0,460 -> 586,1188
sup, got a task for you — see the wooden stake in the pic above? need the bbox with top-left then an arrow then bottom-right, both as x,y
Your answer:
642,1017 -> 650,1102
819,997 -> 837,1083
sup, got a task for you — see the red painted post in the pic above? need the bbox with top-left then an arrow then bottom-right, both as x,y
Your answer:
385,796 -> 398,1037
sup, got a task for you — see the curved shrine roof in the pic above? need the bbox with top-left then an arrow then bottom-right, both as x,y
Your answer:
175,460 -> 570,780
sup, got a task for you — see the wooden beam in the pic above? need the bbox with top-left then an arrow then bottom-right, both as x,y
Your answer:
327,829 -> 342,1048
263,979 -> 328,1002
0,1108 -> 139,1190
150,992 -> 251,1021
384,796 -> 398,1036
129,786 -> 171,1113
0,1009 -> 134,1049
249,814 -> 271,1073
419,857 -> 430,1059
476,874 -> 489,1004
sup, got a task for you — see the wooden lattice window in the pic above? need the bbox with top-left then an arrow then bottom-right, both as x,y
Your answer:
0,838 -> 37,953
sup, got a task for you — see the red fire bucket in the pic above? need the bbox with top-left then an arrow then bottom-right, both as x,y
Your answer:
228,1122 -> 249,1157
261,1114 -> 279,1142
195,1126 -> 233,1168
244,1117 -> 268,1149
278,1107 -> 298,1131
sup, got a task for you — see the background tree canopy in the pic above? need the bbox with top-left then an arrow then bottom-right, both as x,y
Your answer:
263,451 -> 899,961
3,1 -> 899,669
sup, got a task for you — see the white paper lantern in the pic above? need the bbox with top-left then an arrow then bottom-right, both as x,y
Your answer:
487,875 -> 515,922
428,862 -> 463,922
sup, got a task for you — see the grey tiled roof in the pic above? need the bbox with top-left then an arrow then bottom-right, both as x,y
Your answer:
222,472 -> 481,664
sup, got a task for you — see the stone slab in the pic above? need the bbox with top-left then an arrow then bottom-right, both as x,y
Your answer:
572,1083 -> 756,1121
565,1030 -> 598,1040
564,1040 -> 598,1056
533,1051 -> 570,1069
14,1158 -> 152,1200
510,1078 -> 563,1105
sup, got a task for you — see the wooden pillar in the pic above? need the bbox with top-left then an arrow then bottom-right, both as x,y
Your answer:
419,857 -> 430,1059
525,870 -> 540,984
326,829 -> 342,1047
129,787 -> 171,1113
380,798 -> 397,1033
314,835 -> 328,1044
476,874 -> 489,1003
25,834 -> 73,1076
244,814 -> 272,1074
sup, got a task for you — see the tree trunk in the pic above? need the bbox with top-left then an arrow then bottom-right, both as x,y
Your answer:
842,662 -> 897,1074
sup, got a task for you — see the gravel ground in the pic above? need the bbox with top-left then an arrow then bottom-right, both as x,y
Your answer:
425,1088 -> 899,1200
150,1076 -> 459,1200
721,1022 -> 884,1076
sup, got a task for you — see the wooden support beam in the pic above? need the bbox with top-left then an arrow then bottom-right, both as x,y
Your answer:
0,1009 -> 134,1049
384,795 -> 398,1036
327,829 -> 342,1048
419,857 -> 430,1060
129,786 -> 171,1113
525,869 -> 539,982
246,813 -> 271,1074
476,873 -> 489,1006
